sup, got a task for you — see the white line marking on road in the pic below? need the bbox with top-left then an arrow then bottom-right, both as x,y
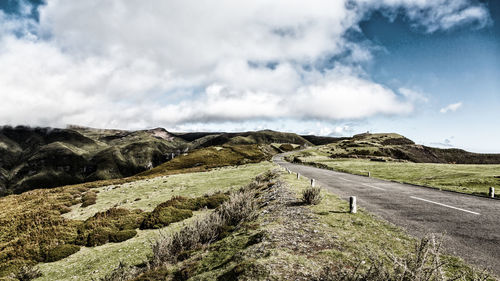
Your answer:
410,196 -> 480,215
360,183 -> 386,191
338,177 -> 386,191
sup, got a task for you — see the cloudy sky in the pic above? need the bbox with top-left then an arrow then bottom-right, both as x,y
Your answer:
0,0 -> 498,152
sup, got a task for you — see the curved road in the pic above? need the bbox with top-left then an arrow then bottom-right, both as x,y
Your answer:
273,154 -> 500,275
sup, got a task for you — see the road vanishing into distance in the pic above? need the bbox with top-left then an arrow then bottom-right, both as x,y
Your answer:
273,154 -> 500,276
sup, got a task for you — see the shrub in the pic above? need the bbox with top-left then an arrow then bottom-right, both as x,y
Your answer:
76,208 -> 145,246
279,143 -> 295,152
45,244 -> 80,262
202,192 -> 229,209
81,191 -> 97,207
110,230 -> 137,243
302,186 -> 322,205
157,193 -> 229,211
141,206 -> 193,229
150,182 -> 261,267
86,228 -> 112,247
12,265 -> 42,281
218,189 -> 258,226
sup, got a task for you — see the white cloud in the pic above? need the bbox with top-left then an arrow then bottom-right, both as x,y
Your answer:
0,0 -> 490,129
440,102 -> 463,114
399,88 -> 429,103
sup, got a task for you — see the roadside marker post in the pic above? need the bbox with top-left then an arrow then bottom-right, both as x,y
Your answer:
368,171 -> 371,177
297,173 -> 300,179
311,179 -> 315,187
350,196 -> 357,214
490,187 -> 495,198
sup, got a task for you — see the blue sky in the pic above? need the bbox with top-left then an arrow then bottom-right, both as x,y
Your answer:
0,0 -> 498,152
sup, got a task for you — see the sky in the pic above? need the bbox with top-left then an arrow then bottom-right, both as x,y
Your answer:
0,0 -> 498,152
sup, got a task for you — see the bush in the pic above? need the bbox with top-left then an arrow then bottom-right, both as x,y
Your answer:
202,193 -> 229,209
157,193 -> 229,211
45,244 -> 80,262
141,206 -> 193,229
81,191 -> 97,207
86,229 -> 112,247
150,183 -> 261,267
12,265 -> 42,281
302,186 -> 322,205
76,208 -> 145,246
279,143 -> 295,152
110,230 -> 137,243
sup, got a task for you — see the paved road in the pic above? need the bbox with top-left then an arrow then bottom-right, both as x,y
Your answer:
273,154 -> 500,275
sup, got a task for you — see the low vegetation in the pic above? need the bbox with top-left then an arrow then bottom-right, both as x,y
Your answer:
102,170 -> 276,280
302,186 -> 323,205
45,245 -> 81,263
0,162 -> 272,279
9,163 -> 272,280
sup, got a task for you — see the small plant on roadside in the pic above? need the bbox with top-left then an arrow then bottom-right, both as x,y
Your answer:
302,186 -> 322,205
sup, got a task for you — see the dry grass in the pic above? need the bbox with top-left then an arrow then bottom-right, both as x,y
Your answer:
317,235 -> 491,281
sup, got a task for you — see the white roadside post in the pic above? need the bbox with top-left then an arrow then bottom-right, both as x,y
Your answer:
350,196 -> 357,214
311,179 -> 315,187
297,172 -> 300,179
368,171 -> 371,177
490,187 -> 495,198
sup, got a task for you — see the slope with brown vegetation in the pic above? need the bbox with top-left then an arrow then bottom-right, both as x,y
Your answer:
137,144 -> 273,178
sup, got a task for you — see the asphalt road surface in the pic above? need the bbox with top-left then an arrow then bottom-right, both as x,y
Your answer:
273,154 -> 500,276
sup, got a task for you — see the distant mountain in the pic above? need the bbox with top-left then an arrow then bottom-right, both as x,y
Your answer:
0,127 -> 312,195
0,126 -> 188,195
188,130 -> 313,147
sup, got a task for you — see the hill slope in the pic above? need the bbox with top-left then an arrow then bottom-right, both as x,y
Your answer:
0,126 -> 188,195
312,133 -> 500,164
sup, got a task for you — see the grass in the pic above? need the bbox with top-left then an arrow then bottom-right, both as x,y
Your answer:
30,162 -> 273,281
35,213 -> 206,281
64,162 -> 273,220
293,155 -> 500,197
78,165 -> 492,280
0,161 -> 272,279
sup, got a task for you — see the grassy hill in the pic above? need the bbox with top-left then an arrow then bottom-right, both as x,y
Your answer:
305,132 -> 500,164
287,133 -> 500,197
0,126 -> 188,196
